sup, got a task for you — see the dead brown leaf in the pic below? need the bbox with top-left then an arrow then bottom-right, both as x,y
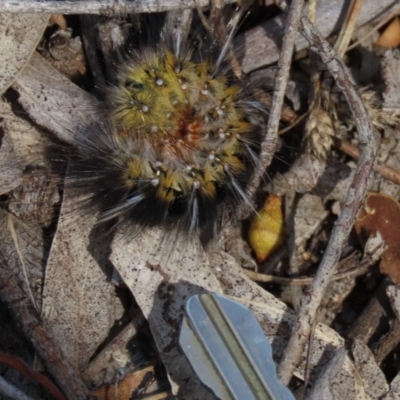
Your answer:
355,193 -> 400,284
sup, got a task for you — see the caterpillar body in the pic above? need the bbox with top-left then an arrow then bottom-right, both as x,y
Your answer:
68,10 -> 266,246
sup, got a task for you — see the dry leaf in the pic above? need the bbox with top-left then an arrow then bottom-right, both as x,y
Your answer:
38,28 -> 86,80
306,349 -> 347,400
41,186 -> 125,373
376,17 -> 400,48
91,365 -> 156,400
7,167 -> 59,228
0,100 -> 49,167
381,368 -> 400,399
237,0 -> 397,72
110,227 -> 221,399
293,194 -> 328,257
351,340 -> 389,397
270,154 -> 354,201
382,49 -> 400,113
0,14 -> 49,94
0,118 -> 22,195
355,193 -> 400,284
13,52 -> 95,143
0,209 -> 45,311
248,194 -> 284,262
387,284 -> 400,321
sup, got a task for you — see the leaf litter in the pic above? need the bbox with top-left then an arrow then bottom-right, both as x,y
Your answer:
1,1 -> 400,399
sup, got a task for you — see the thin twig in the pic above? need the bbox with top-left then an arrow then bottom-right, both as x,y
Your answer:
0,351 -> 66,400
241,0 -> 305,219
333,0 -> 364,58
275,11 -> 379,386
347,4 -> 400,51
0,0 -> 235,14
336,139 -> 400,186
278,111 -> 309,135
244,254 -> 376,285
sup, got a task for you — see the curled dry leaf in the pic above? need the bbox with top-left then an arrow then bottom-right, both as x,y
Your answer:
355,193 -> 400,284
248,194 -> 284,262
38,28 -> 87,80
91,365 -> 157,400
0,14 -> 49,94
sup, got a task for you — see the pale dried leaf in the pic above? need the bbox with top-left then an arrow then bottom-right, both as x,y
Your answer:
382,49 -> 400,113
364,233 -> 385,257
110,227 -> 221,399
293,195 -> 328,250
386,285 -> 400,320
0,14 -> 49,94
382,371 -> 400,399
286,195 -> 327,313
374,122 -> 400,198
13,52 -> 95,143
0,209 -> 45,310
7,167 -> 59,228
0,118 -> 22,195
0,100 -> 48,167
306,349 -> 347,400
270,154 -> 355,201
0,100 -> 59,226
352,339 -> 389,397
42,186 -> 125,373
236,0 -> 398,73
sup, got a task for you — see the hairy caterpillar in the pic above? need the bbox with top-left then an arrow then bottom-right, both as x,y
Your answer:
0,8 -> 272,398
68,10 -> 266,245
